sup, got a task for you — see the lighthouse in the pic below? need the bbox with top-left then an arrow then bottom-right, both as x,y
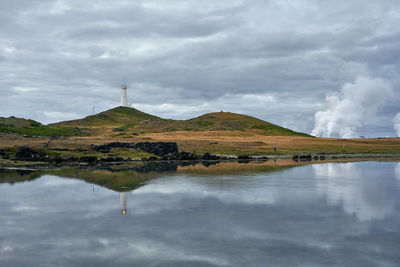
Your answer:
121,84 -> 127,107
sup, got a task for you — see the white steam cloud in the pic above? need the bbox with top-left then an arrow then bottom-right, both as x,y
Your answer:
311,76 -> 392,138
394,113 -> 400,137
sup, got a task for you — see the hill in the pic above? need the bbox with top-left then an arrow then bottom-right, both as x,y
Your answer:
179,112 -> 310,136
54,106 -> 310,137
54,106 -> 166,126
0,116 -> 82,137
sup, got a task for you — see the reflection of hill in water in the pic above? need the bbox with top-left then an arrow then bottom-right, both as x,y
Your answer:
0,169 -> 43,184
2,158 -> 398,194
0,160 -> 300,192
177,160 -> 296,175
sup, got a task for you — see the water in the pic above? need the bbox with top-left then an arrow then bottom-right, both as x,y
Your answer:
1,161 -> 400,266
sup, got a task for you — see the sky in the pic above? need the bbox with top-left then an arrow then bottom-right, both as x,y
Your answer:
0,0 -> 399,137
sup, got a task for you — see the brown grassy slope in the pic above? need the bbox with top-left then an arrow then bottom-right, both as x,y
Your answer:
2,107 -> 399,155
0,117 -> 82,137
1,130 -> 399,156
0,116 -> 38,128
53,106 -> 168,127
53,106 -> 309,137
138,131 -> 400,155
169,112 -> 311,136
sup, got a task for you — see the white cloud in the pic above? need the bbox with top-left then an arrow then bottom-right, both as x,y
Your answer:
13,87 -> 39,92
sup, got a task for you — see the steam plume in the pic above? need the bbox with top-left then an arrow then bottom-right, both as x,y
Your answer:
311,76 -> 392,138
394,113 -> 400,137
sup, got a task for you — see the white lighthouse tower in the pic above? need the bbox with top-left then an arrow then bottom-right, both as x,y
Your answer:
120,84 -> 127,107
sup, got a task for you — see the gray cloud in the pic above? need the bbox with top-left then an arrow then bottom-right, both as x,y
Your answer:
0,0 -> 399,135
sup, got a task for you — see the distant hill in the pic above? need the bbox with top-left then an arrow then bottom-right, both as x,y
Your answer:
54,106 -> 310,137
179,112 -> 309,136
0,116 -> 82,137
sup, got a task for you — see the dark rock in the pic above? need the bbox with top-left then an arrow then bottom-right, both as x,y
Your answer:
100,157 -> 115,162
299,154 -> 312,162
135,142 -> 178,156
160,155 -> 170,161
16,146 -> 36,158
201,161 -> 219,167
15,146 -> 44,161
179,161 -> 197,167
133,162 -> 178,173
49,148 -> 69,151
90,142 -> 178,156
90,144 -> 110,153
79,156 -> 97,163
112,128 -> 124,132
16,169 -> 33,176
313,156 -> 319,160
177,151 -> 199,160
202,153 -> 220,160
52,157 -> 64,164
65,156 -> 78,162
238,155 -> 250,160
0,150 -> 6,159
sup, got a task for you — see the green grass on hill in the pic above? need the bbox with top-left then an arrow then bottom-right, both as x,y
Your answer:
182,112 -> 311,137
0,117 -> 82,137
52,106 -> 311,137
55,106 -> 165,126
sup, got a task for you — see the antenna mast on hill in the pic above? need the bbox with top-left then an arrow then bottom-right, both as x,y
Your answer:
121,82 -> 128,107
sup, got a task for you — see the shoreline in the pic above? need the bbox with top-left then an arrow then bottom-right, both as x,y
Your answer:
1,140 -> 400,170
2,153 -> 400,172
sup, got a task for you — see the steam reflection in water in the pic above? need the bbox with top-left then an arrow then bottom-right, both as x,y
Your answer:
313,162 -> 398,221
395,162 -> 400,181
0,161 -> 399,266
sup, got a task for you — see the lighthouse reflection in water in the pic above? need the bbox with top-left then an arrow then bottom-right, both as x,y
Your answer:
120,192 -> 129,214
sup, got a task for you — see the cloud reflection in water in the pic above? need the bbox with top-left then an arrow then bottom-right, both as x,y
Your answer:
1,162 -> 400,266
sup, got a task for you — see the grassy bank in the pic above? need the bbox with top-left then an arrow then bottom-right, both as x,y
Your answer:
1,131 -> 399,162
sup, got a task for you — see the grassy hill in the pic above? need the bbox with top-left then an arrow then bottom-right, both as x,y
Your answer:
54,106 -> 310,137
0,116 -> 82,137
55,106 -> 166,126
179,112 -> 310,136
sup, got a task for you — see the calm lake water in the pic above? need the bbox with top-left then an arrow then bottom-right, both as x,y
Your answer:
1,161 -> 400,266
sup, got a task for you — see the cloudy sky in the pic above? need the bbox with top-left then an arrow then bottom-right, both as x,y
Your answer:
1,0 -> 399,137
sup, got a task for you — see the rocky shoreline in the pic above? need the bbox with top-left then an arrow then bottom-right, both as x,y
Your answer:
1,141 -> 400,170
